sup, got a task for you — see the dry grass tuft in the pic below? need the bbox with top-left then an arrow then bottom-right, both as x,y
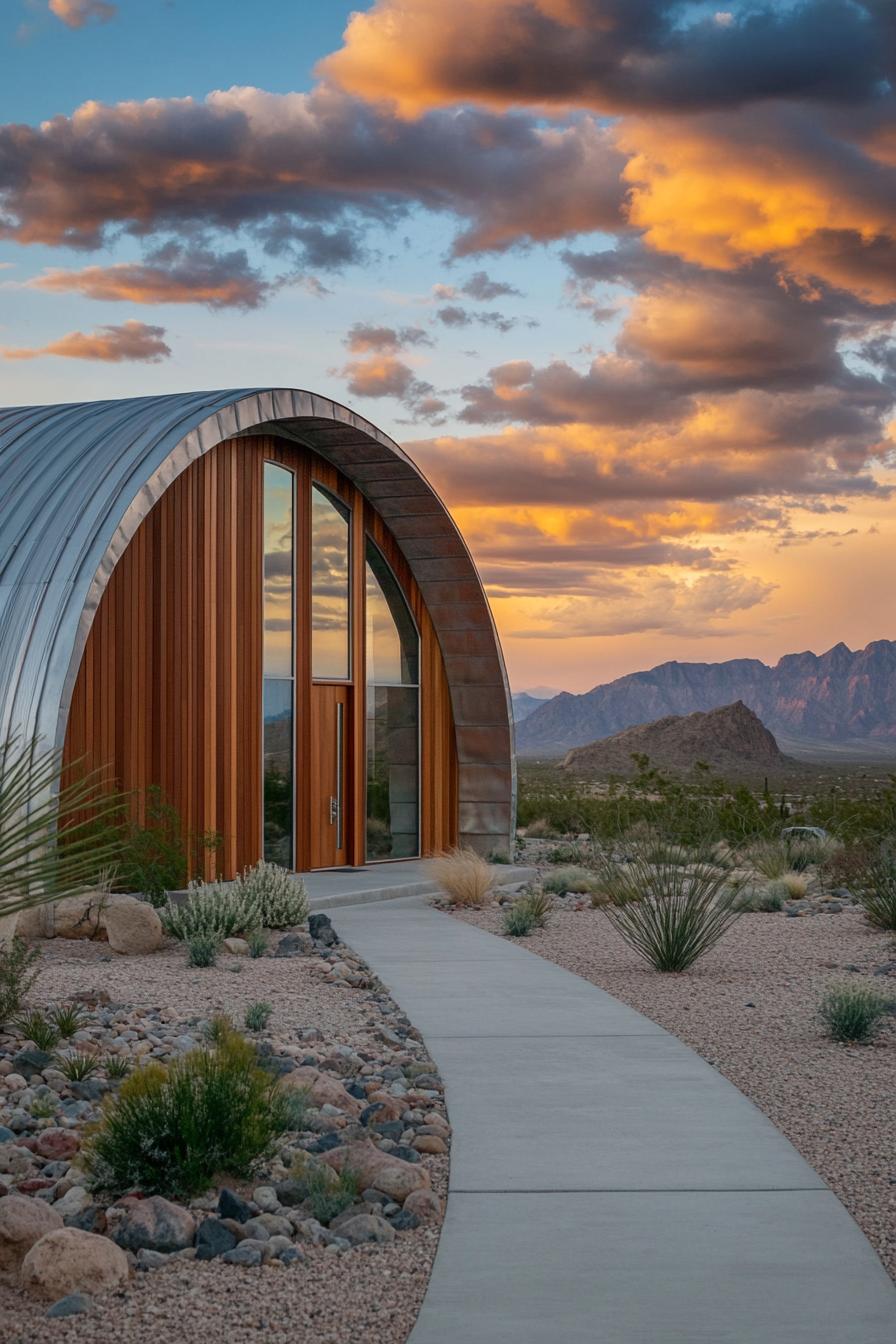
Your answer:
433,847 -> 495,907
779,871 -> 809,899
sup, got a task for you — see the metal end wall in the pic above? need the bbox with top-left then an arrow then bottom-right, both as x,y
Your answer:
0,389 -> 515,854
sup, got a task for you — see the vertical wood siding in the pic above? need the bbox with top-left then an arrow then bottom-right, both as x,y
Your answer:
63,435 -> 457,876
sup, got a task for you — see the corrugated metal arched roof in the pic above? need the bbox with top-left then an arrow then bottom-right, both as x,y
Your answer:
0,388 -> 514,851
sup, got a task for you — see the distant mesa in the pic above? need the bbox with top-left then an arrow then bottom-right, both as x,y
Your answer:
516,639 -> 896,759
561,701 -> 795,779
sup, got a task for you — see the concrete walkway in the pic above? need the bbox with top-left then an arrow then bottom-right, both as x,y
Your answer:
333,896 -> 896,1343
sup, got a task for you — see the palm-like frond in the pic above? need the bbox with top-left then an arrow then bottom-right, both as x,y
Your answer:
0,733 -> 127,920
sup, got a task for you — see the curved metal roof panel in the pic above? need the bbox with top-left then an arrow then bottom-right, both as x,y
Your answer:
0,388 -> 514,849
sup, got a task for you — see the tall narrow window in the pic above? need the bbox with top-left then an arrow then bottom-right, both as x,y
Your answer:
263,463 -> 294,866
366,540 -> 420,860
311,484 -> 351,680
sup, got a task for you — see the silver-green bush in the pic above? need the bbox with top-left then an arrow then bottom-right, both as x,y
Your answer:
161,880 -> 262,942
237,860 -> 309,929
502,887 -> 552,937
542,866 -> 600,895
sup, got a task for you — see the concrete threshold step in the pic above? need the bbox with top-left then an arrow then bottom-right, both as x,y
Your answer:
305,864 -> 536,913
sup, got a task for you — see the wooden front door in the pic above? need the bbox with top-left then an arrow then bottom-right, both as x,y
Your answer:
310,684 -> 351,868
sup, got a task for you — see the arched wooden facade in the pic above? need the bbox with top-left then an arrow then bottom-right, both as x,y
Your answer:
0,390 -> 514,876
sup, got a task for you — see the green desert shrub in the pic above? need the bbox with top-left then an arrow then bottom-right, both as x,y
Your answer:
818,983 -> 894,1043
161,881 -> 261,942
13,1008 -> 59,1051
186,932 -> 220,968
745,839 -> 791,879
0,938 -> 41,1028
853,849 -> 896,931
84,1023 -> 289,1199
244,1000 -> 273,1032
48,1001 -> 87,1039
55,1050 -> 99,1082
103,1054 -> 131,1080
246,928 -> 268,959
290,1153 -> 359,1225
735,884 -> 784,913
546,842 -> 593,866
785,838 -> 820,872
502,887 -> 552,937
237,860 -> 308,929
281,1086 -> 313,1132
542,866 -> 600,895
601,854 -> 743,972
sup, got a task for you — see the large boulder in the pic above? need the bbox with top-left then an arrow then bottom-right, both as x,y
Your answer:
21,1228 -> 129,1299
284,1067 -> 362,1117
321,1140 -> 430,1204
103,897 -> 163,956
48,893 -> 106,940
110,1195 -> 196,1253
0,1194 -> 64,1271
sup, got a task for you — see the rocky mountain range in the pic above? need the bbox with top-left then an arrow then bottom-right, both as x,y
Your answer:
511,692 -> 550,722
561,701 -> 794,778
516,640 -> 896,757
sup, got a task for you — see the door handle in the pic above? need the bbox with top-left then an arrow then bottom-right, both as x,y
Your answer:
329,795 -> 338,826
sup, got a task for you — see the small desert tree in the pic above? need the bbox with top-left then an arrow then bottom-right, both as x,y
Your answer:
0,733 -> 127,930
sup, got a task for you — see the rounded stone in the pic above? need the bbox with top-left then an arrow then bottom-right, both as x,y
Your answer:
0,1193 -> 64,1271
21,1228 -> 129,1300
412,1134 -> 448,1155
403,1189 -> 443,1222
111,1195 -> 196,1253
104,898 -> 163,955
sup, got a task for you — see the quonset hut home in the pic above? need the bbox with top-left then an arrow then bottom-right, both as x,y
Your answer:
0,389 -> 514,877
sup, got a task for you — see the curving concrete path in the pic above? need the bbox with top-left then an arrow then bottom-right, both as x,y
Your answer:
333,895 -> 896,1344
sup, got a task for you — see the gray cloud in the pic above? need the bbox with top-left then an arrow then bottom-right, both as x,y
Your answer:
0,86 -> 625,256
2,319 -> 170,362
344,322 -> 434,353
323,0 -> 885,115
28,243 -> 272,309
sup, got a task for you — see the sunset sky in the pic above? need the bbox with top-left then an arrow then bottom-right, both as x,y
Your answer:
1,0 -> 894,692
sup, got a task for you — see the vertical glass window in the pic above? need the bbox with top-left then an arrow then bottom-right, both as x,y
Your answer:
263,463 -> 294,866
311,484 -> 351,680
365,541 -> 420,860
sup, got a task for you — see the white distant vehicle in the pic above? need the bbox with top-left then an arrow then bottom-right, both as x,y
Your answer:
782,825 -> 829,842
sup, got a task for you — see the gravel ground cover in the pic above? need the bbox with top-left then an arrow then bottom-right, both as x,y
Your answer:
0,923 -> 448,1342
452,896 -> 896,1279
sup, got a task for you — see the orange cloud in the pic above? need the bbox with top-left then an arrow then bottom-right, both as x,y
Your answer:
49,0 -> 117,27
618,108 -> 896,303
2,320 -> 170,362
320,0 -> 883,118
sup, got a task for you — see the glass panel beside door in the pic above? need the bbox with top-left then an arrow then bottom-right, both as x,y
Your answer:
365,539 -> 420,860
262,462 -> 295,867
310,483 -> 351,681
